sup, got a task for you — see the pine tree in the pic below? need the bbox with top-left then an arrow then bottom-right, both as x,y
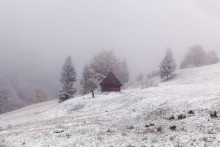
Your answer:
159,49 -> 176,80
121,59 -> 129,83
59,56 -> 76,103
80,64 -> 97,97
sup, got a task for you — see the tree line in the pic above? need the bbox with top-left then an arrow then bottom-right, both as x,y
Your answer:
1,45 -> 219,110
159,45 -> 219,81
158,45 -> 219,82
59,45 -> 219,103
58,50 -> 129,103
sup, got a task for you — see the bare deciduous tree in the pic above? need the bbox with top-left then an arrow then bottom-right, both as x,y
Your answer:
181,45 -> 219,68
207,50 -> 219,64
181,45 -> 207,68
89,50 -> 123,83
32,88 -> 48,103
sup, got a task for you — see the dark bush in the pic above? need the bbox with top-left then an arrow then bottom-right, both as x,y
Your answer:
157,127 -> 162,133
168,115 -> 175,120
53,129 -> 65,134
126,125 -> 134,130
149,123 -> 154,126
145,125 -> 149,128
188,110 -> 194,114
107,128 -> 111,133
145,123 -> 154,128
210,111 -> 218,118
177,114 -> 186,120
170,125 -> 176,131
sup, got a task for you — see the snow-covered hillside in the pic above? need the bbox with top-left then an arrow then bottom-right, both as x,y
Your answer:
1,64 -> 220,147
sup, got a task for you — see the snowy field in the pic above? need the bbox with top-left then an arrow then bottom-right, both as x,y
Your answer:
1,64 -> 220,147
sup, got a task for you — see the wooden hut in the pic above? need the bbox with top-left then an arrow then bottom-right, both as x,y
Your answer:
100,72 -> 122,92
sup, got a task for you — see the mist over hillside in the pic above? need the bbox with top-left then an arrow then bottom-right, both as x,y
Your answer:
1,63 -> 220,146
0,0 -> 220,122
1,1 -> 220,146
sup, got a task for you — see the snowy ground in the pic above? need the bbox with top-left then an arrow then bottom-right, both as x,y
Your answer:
1,63 -> 220,147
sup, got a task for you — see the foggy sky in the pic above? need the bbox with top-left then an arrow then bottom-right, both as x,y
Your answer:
0,0 -> 220,83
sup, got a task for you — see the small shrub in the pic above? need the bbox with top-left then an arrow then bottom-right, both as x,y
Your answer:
170,125 -> 176,131
210,111 -> 218,118
149,123 -> 154,126
145,125 -> 149,128
107,128 -> 111,133
126,125 -> 134,130
188,110 -> 194,114
177,114 -> 186,120
53,129 -> 65,134
168,115 -> 175,120
156,126 -> 162,133
66,133 -> 71,139
145,123 -> 154,128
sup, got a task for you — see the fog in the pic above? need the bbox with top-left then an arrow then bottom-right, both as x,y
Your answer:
0,0 -> 220,99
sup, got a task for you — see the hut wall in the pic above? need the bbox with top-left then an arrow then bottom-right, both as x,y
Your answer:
101,86 -> 121,92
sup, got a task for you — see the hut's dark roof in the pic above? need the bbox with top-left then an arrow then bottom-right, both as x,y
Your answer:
100,72 -> 122,87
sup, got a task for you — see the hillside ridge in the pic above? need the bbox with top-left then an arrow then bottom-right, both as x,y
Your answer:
1,63 -> 220,146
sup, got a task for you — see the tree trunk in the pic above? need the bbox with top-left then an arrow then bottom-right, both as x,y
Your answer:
91,90 -> 94,98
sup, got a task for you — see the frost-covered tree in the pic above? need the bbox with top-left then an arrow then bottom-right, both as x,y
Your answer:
81,64 -> 91,94
147,70 -> 159,79
136,72 -> 144,83
59,56 -> 76,103
0,89 -> 7,113
207,50 -> 219,64
89,50 -> 123,82
180,46 -> 219,68
121,59 -> 129,84
160,49 -> 176,80
180,45 -> 207,68
32,88 -> 48,103
0,74 -> 11,113
80,64 -> 97,97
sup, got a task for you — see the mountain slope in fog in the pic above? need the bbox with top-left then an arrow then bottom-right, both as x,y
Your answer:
1,63 -> 220,146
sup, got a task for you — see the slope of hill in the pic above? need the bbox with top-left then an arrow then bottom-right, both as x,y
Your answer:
0,63 -> 220,146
